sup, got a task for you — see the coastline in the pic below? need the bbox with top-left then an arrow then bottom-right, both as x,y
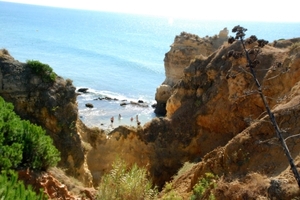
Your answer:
77,88 -> 157,129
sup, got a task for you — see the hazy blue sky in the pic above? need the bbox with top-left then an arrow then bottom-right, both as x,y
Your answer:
1,0 -> 299,22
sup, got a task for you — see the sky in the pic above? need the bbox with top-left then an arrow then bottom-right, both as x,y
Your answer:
1,0 -> 299,22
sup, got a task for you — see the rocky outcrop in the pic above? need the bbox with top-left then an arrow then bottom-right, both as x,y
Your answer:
155,28 -> 229,115
77,120 -> 153,186
169,88 -> 300,199
155,34 -> 300,198
0,50 -> 92,185
166,77 -> 300,199
18,169 -> 96,199
76,30 -> 300,198
2,28 -> 300,199
79,34 -> 300,195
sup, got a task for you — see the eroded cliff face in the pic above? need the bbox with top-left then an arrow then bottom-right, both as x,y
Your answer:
155,28 -> 229,115
3,29 -> 300,199
0,50 -> 92,185
168,77 -> 300,199
157,36 -> 300,198
78,30 -> 300,197
18,168 -> 96,199
77,120 -> 153,186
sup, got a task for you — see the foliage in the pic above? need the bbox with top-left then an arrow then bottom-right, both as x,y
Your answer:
0,96 -> 60,171
161,182 -> 183,200
162,191 -> 183,200
160,163 -> 198,199
190,173 -> 217,200
97,157 -> 158,200
0,170 -> 47,200
26,60 -> 57,82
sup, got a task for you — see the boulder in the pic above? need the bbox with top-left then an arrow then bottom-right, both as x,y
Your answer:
78,88 -> 89,93
85,103 -> 94,108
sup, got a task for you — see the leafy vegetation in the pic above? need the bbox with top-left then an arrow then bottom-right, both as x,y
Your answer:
0,170 -> 47,200
26,60 -> 57,82
190,173 -> 217,200
161,182 -> 183,200
97,157 -> 158,200
0,96 -> 60,171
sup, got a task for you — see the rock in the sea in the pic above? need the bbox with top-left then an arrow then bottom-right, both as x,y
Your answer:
120,101 -> 149,107
78,88 -> 89,93
85,103 -> 94,108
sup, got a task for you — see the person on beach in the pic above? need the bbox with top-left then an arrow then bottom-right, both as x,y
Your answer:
136,115 -> 141,126
118,114 -> 121,120
130,117 -> 133,122
111,116 -> 114,123
109,116 -> 114,128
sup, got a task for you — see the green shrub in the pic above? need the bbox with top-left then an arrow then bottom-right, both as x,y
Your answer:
190,173 -> 217,200
0,96 -> 60,171
21,120 -> 61,170
26,60 -> 57,82
0,170 -> 47,200
161,182 -> 183,200
97,157 -> 158,200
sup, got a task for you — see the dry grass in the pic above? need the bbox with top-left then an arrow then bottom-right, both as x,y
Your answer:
214,173 -> 269,199
172,162 -> 197,181
47,167 -> 87,196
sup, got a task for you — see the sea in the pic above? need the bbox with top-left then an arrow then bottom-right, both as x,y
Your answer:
1,1 -> 300,129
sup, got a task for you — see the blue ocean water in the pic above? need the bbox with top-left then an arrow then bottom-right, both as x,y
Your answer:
1,1 -> 300,128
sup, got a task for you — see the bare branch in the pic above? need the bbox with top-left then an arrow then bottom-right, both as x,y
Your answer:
285,134 -> 300,142
229,25 -> 300,187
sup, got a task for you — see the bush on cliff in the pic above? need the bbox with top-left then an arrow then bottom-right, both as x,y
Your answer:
97,157 -> 158,200
0,170 -> 46,200
26,60 -> 57,82
190,173 -> 217,200
0,96 -> 60,171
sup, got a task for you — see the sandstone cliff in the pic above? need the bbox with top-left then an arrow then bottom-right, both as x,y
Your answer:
0,50 -> 92,186
2,27 -> 300,199
155,28 -> 229,115
79,30 -> 300,199
155,32 -> 300,198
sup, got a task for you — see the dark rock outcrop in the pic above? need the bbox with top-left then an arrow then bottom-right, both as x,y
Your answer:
77,88 -> 89,93
85,103 -> 94,108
